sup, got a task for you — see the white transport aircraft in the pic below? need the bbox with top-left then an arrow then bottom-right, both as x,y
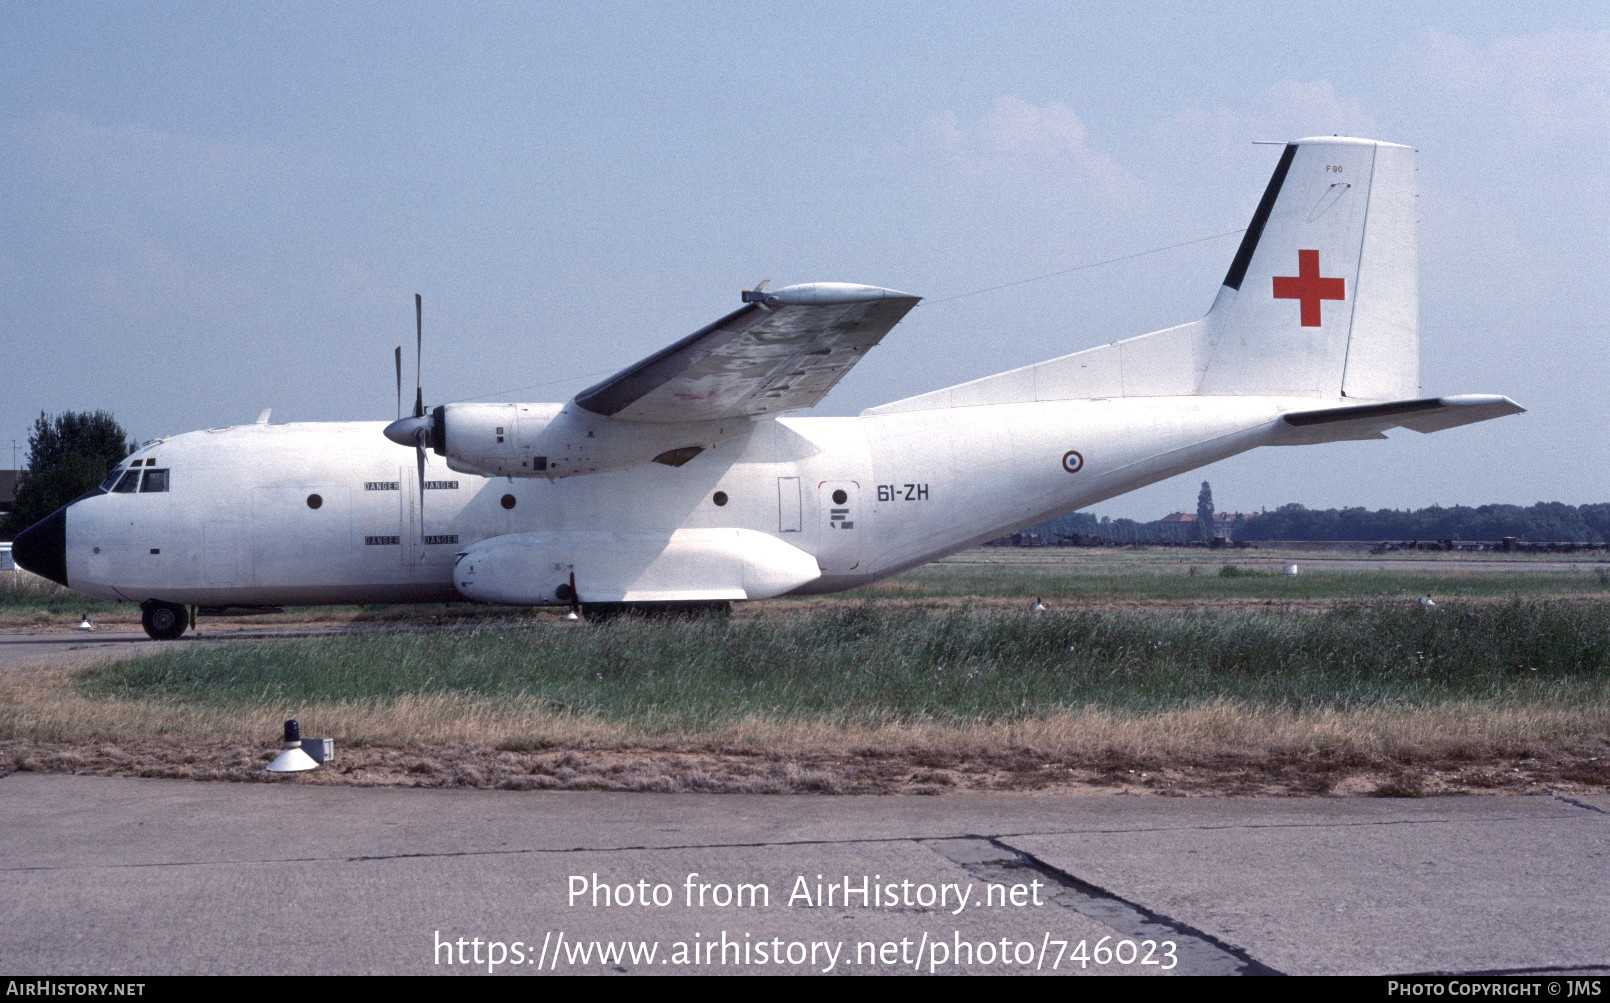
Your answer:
13,137 -> 1523,639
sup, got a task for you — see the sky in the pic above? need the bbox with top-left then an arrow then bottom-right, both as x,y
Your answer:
2,2 -> 1605,519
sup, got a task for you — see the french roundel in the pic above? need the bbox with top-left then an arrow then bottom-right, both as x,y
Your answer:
1061,450 -> 1083,474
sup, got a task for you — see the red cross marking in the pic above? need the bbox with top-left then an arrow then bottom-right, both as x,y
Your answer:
1272,249 -> 1345,327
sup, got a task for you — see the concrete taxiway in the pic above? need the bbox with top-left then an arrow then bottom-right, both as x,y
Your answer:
1,772 -> 1605,975
0,625 -> 365,668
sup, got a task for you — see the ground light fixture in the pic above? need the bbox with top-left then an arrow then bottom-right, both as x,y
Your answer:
266,718 -> 320,773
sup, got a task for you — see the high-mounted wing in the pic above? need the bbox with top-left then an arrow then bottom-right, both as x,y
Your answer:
574,283 -> 920,423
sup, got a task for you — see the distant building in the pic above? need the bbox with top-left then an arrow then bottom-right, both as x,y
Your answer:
1160,511 -> 1260,526
1159,510 -> 1260,543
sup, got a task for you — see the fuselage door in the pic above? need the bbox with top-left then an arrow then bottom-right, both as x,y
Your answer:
202,521 -> 244,587
778,477 -> 801,533
815,480 -> 863,574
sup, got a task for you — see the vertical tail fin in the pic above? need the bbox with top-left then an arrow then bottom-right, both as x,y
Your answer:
863,136 -> 1422,417
1197,137 -> 1418,400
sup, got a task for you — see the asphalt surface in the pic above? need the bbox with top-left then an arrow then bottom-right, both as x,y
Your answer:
0,626 -> 361,668
2,773 -> 1606,976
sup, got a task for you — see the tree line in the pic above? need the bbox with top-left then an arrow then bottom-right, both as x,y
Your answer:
1012,501 -> 1610,545
1231,501 -> 1610,543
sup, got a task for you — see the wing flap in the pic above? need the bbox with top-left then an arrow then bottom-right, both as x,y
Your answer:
575,283 -> 920,423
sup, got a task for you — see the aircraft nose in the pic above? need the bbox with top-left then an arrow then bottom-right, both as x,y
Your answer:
11,506 -> 68,587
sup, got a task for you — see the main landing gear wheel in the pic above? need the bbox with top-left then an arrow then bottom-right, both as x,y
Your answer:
141,599 -> 188,641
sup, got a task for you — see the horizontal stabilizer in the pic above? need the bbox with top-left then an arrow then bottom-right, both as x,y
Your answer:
1276,394 -> 1524,444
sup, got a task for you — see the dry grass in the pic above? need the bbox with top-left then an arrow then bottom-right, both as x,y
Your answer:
3,653 -> 1607,796
12,657 -> 1610,755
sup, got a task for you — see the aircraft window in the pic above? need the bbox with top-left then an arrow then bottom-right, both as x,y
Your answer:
501,494 -> 516,509
712,491 -> 728,506
307,494 -> 323,509
99,468 -> 126,491
832,489 -> 847,505
113,470 -> 141,493
140,469 -> 169,493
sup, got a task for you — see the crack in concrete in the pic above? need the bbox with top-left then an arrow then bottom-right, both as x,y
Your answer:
0,833 -> 984,873
1552,794 -> 1609,816
923,835 -> 1282,976
0,811 -> 1557,875
1395,964 -> 1610,976
0,811 -> 1532,875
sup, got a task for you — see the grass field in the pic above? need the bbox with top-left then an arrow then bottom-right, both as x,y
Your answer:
5,551 -> 1608,794
71,601 -> 1610,727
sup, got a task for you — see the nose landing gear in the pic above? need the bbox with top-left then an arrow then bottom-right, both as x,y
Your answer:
140,599 -> 189,641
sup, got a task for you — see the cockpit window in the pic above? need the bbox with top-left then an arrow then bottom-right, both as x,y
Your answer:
99,467 -> 126,491
112,469 -> 141,493
140,469 -> 169,493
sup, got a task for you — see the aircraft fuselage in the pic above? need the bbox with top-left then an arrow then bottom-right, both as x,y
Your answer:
59,396 -> 1292,608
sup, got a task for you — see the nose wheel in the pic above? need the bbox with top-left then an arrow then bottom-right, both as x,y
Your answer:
140,599 -> 189,641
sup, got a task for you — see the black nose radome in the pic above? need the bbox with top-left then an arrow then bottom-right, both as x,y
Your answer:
12,506 -> 68,587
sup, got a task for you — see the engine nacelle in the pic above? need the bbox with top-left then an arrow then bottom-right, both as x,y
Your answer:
453,529 -> 822,605
431,402 -> 745,479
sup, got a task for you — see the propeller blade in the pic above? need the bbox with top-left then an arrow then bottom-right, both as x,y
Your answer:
394,346 -> 402,421
414,294 -> 424,419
